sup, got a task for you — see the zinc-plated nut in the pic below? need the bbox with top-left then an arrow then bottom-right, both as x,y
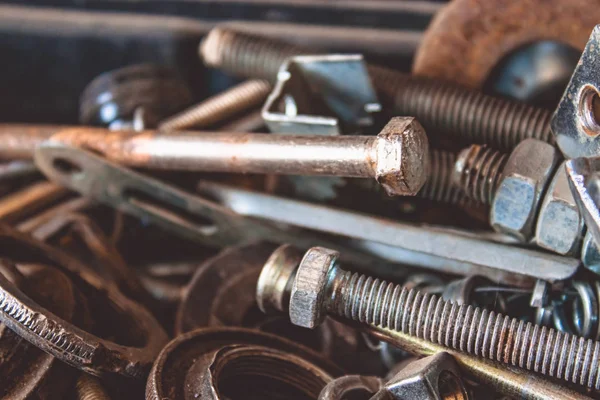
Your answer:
371,352 -> 468,400
491,139 -> 560,241
290,247 -> 339,328
534,161 -> 585,255
582,230 -> 600,275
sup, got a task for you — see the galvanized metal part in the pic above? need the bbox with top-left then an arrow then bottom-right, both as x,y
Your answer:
199,182 -> 579,287
491,139 -> 560,241
371,352 -> 468,400
262,54 -> 380,135
553,25 -> 600,158
566,156 -> 600,249
581,231 -> 600,275
535,161 -> 586,255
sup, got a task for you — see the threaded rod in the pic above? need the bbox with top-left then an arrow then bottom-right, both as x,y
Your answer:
201,28 -> 554,151
159,79 -> 271,131
326,270 -> 600,390
419,149 -> 476,206
452,145 -> 508,205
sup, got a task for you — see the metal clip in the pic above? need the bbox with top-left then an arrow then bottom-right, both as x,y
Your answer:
262,54 -> 380,135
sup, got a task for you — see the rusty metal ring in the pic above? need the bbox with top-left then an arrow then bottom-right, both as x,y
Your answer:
0,224 -> 168,379
146,327 -> 343,400
413,0 -> 600,89
185,344 -> 334,400
0,263 -> 79,399
175,242 -> 276,334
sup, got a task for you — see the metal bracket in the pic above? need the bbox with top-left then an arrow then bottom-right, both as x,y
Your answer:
262,54 -> 380,135
552,25 -> 600,158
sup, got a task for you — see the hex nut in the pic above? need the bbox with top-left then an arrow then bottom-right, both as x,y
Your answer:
582,231 -> 600,275
375,117 -> 429,197
534,161 -> 585,255
491,139 -> 560,241
371,352 -> 468,400
290,247 -> 340,328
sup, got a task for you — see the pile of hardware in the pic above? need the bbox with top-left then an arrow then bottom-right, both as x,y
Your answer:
3,3 -> 600,399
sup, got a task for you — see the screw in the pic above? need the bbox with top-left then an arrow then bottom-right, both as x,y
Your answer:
257,245 -> 600,390
76,374 -> 111,400
200,28 -> 554,151
452,145 -> 508,205
158,79 -> 271,131
420,149 -> 480,206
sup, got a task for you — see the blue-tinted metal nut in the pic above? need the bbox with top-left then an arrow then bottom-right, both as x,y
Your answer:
491,139 -> 560,241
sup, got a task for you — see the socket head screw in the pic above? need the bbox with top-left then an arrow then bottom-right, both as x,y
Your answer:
490,139 -> 560,241
375,117 -> 430,197
256,244 -> 303,314
290,247 -> 340,329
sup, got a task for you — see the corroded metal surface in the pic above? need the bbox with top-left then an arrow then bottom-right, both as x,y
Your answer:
413,0 -> 599,89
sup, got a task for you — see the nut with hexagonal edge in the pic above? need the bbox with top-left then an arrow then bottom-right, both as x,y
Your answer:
370,352 -> 468,400
453,139 -> 562,243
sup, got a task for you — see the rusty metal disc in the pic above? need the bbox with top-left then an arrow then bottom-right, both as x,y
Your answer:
413,0 -> 600,89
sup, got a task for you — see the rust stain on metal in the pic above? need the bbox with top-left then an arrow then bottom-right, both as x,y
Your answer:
413,0 -> 600,88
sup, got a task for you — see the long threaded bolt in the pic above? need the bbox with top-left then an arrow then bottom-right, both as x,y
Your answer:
257,245 -> 600,391
452,145 -> 508,205
420,149 -> 479,206
158,79 -> 271,131
200,27 -> 554,151
201,27 -> 308,83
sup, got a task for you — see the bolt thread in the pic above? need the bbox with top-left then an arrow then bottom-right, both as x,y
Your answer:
159,79 -> 271,131
452,145 -> 508,205
419,149 -> 475,206
200,28 -> 309,82
383,75 -> 554,151
76,374 -> 111,400
201,28 -> 554,151
328,270 -> 600,390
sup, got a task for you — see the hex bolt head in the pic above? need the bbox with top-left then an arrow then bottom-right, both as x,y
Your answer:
256,244 -> 303,314
289,247 -> 340,328
534,161 -> 585,255
371,352 -> 467,400
490,139 -> 560,241
375,117 -> 430,197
